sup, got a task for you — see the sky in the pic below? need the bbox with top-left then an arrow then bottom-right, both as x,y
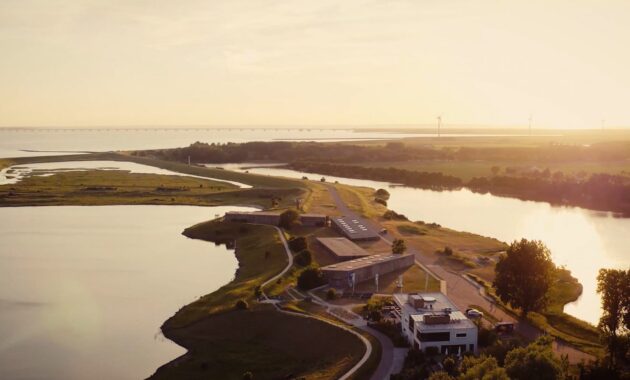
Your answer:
1,0 -> 629,129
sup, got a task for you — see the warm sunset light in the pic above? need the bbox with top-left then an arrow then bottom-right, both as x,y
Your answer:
1,2 -> 629,380
1,0 -> 630,128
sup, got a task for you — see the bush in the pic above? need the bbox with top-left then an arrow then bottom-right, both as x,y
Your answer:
297,268 -> 326,290
326,288 -> 337,300
375,188 -> 390,200
442,246 -> 453,256
288,236 -> 307,252
279,209 -> 300,229
392,239 -> 407,254
235,299 -> 249,310
295,250 -> 312,266
375,197 -> 387,206
425,346 -> 439,356
383,210 -> 408,221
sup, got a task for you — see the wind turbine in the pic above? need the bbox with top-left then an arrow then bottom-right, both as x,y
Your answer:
437,115 -> 442,137
528,114 -> 533,135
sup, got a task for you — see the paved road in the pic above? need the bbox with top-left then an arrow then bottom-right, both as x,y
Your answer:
259,225 -> 373,380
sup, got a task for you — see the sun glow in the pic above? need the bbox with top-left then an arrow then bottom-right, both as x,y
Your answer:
1,0 -> 629,128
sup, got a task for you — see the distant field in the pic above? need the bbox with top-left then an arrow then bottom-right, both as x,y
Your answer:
344,160 -> 630,181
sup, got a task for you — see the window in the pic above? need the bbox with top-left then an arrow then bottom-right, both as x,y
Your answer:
455,333 -> 467,338
417,331 -> 450,342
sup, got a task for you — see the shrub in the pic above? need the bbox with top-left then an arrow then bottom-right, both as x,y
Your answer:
295,250 -> 312,266
375,197 -> 387,206
392,239 -> 407,254
326,288 -> 337,300
383,210 -> 408,221
235,299 -> 249,310
279,209 -> 300,229
288,236 -> 307,252
375,188 -> 390,200
425,346 -> 439,356
297,268 -> 326,290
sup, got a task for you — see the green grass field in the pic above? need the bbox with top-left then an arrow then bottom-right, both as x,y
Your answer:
167,220 -> 288,326
343,160 -> 630,181
0,169 -> 306,208
152,308 -> 366,380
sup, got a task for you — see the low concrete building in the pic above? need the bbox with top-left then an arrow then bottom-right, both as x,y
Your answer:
331,216 -> 379,241
321,253 -> 414,288
393,293 -> 478,354
317,237 -> 370,260
224,211 -> 281,225
299,213 -> 327,227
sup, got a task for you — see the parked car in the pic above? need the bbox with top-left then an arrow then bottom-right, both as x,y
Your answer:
465,308 -> 483,319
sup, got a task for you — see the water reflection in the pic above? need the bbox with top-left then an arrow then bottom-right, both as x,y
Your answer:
0,205 -> 255,380
215,163 -> 629,325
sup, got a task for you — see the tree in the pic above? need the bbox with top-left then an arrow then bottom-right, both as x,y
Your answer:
493,239 -> 555,315
295,249 -> 312,266
392,239 -> 407,255
375,188 -> 390,200
297,268 -> 326,290
279,209 -> 299,229
504,336 -> 565,380
596,268 -> 630,368
288,236 -> 307,252
235,299 -> 249,310
459,355 -> 509,380
326,288 -> 337,300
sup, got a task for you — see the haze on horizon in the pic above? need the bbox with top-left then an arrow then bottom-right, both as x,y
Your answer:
1,0 -> 629,130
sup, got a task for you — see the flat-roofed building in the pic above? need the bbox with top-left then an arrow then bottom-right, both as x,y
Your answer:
299,214 -> 327,227
321,253 -> 414,288
331,216 -> 379,241
393,292 -> 477,354
224,211 -> 281,225
317,237 -> 370,260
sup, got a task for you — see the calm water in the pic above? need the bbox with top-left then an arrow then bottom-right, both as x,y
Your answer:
214,164 -> 630,325
0,128 -> 423,158
0,128 -> 547,158
0,205 -> 254,380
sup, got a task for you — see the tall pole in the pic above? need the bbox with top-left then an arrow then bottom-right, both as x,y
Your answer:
437,116 -> 442,138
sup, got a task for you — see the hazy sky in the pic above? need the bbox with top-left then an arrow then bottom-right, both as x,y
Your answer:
1,0 -> 629,128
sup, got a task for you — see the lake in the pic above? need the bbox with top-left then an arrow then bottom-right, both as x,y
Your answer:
0,205 -> 254,380
0,128 -> 545,158
0,128 -> 423,158
214,163 -> 630,325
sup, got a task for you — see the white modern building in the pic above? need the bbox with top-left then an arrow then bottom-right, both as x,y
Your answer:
393,292 -> 478,354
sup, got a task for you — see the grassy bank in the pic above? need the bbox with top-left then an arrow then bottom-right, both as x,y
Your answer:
154,219 -> 370,379
153,308 -> 366,380
0,169 -> 305,208
168,220 -> 287,326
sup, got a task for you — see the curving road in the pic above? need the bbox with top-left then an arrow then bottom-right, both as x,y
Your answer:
259,225 -> 373,380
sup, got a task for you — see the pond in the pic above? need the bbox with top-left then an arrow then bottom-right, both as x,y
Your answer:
0,205 -> 254,380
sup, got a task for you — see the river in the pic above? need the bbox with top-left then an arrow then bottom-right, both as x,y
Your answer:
213,163 -> 630,325
0,205 -> 254,380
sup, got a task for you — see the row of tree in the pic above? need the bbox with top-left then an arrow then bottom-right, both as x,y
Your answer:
493,239 -> 629,373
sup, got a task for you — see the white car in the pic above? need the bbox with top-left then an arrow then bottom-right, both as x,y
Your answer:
466,308 -> 484,319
